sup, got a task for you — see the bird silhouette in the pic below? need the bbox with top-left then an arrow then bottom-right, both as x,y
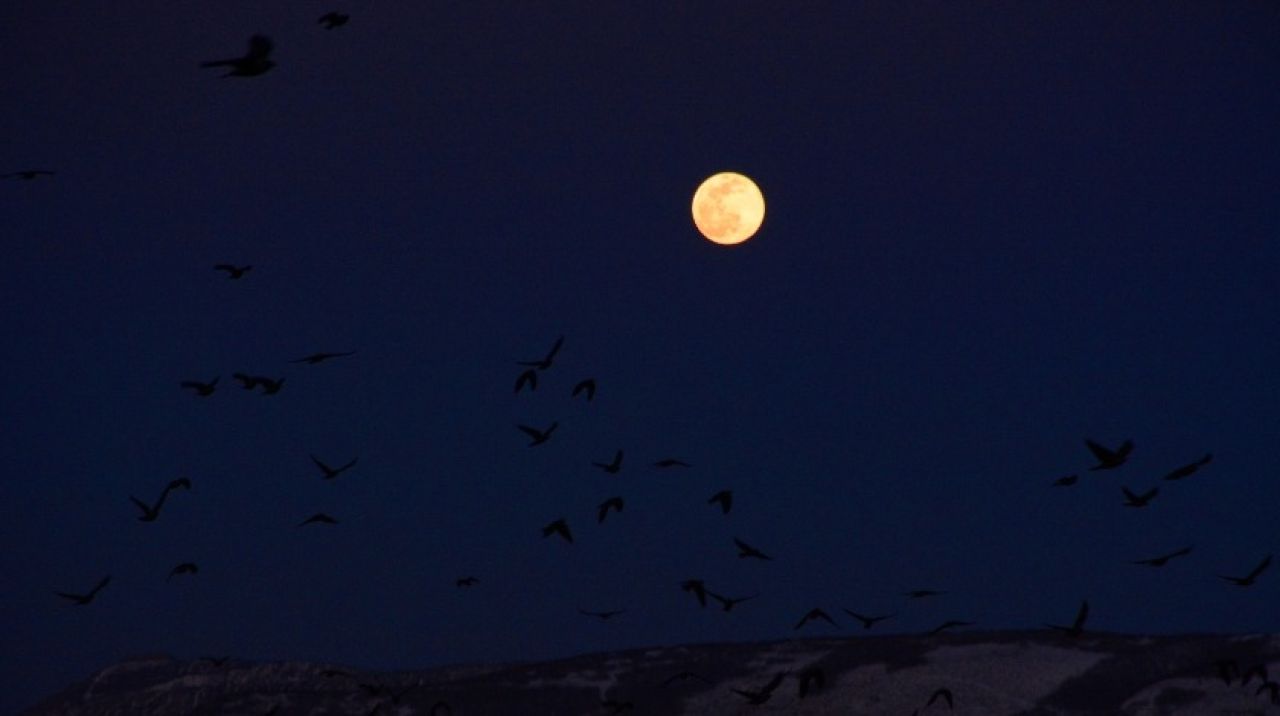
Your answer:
258,376 -> 285,395
312,454 -> 358,480
1045,600 -> 1089,637
1121,486 -> 1158,507
796,666 -> 825,698
681,579 -> 708,608
517,422 -> 558,446
200,656 -> 231,667
455,577 -> 479,587
905,589 -> 945,599
597,496 -> 624,523
292,351 -> 356,364
167,563 -> 199,580
231,373 -> 262,390
927,686 -> 955,709
180,377 -> 218,396
514,369 -> 537,393
4,169 -> 55,180
1051,474 -> 1078,487
1219,554 -> 1272,586
1085,438 -> 1134,470
541,517 -> 572,543
318,11 -> 350,29
731,672 -> 787,705
843,609 -> 895,629
56,575 -> 110,605
654,458 -> 691,468
578,608 -> 625,620
708,591 -> 758,612
794,608 -> 838,630
299,513 -> 338,527
517,335 -> 563,370
928,620 -> 974,635
592,449 -> 623,474
1130,546 -> 1193,567
213,264 -> 251,279
201,34 -> 275,77
130,479 -> 187,522
662,671 -> 712,686
708,489 -> 732,514
1162,453 -> 1213,481
571,378 -> 596,401
733,537 -> 771,560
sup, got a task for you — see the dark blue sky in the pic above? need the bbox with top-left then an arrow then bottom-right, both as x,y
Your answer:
3,2 -> 1278,712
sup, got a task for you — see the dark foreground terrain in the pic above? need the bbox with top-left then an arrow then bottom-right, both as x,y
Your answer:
25,631 -> 1280,715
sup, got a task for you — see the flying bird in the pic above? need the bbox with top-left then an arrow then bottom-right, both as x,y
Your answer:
1121,486 -> 1158,507
291,351 -> 356,364
927,687 -> 955,709
541,517 -> 572,543
213,264 -> 251,279
517,335 -> 564,370
592,449 -> 623,474
180,377 -> 218,396
596,496 -> 624,523
843,609 -> 895,630
56,575 -> 110,605
1045,600 -> 1089,637
4,169 -> 54,180
1219,554 -> 1272,586
733,537 -> 771,560
1130,546 -> 1193,567
1162,453 -> 1213,481
514,369 -> 537,393
797,666 -> 825,698
928,620 -> 974,635
130,479 -> 186,522
708,591 -> 758,612
654,458 -> 691,468
455,577 -> 479,587
571,378 -> 595,401
167,563 -> 199,580
312,454 -> 358,480
1085,438 -> 1134,470
681,579 -> 708,608
794,608 -> 838,631
201,34 -> 276,77
708,489 -> 732,514
231,373 -> 262,390
517,422 -> 558,446
578,608 -> 625,620
905,589 -> 945,599
298,513 -> 338,527
318,11 -> 350,29
1051,474 -> 1078,487
731,672 -> 787,706
258,376 -> 285,395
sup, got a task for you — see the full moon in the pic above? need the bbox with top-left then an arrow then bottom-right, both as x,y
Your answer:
691,172 -> 765,245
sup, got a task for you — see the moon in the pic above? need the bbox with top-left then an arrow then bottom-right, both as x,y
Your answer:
691,172 -> 765,245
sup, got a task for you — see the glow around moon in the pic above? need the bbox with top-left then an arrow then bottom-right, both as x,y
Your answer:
691,172 -> 765,245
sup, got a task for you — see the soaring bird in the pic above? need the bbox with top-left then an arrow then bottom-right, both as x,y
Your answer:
797,666 -> 825,698
843,609 -> 895,630
514,369 -> 537,393
168,563 -> 199,580
1130,546 -> 1193,567
733,537 -> 771,560
258,376 -> 285,395
708,489 -> 732,514
571,378 -> 596,401
1045,600 -> 1089,637
130,479 -> 187,522
517,422 -> 558,446
794,608 -> 838,631
180,377 -> 218,396
201,34 -> 276,77
298,513 -> 338,527
596,496 -> 624,523
312,454 -> 358,480
232,373 -> 262,390
4,169 -> 55,180
1121,486 -> 1158,507
541,518 -> 573,543
708,591 -> 758,612
56,575 -> 110,605
213,264 -> 251,279
1051,474 -> 1078,487
1162,453 -> 1213,481
731,672 -> 787,706
927,687 -> 955,709
680,579 -> 708,607
927,620 -> 974,635
905,589 -> 945,599
1219,554 -> 1272,586
578,608 -> 625,620
318,11 -> 350,29
517,335 -> 564,370
455,577 -> 479,587
1085,438 -> 1134,470
292,351 -> 356,364
592,449 -> 623,474
654,458 -> 691,468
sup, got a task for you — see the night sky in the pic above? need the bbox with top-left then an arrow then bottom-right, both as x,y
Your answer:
3,3 -> 1279,713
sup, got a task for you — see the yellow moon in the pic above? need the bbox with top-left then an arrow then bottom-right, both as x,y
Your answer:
691,172 -> 765,245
